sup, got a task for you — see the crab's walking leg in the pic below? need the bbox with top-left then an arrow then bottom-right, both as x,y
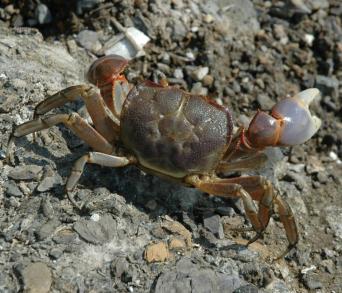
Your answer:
9,113 -> 114,155
66,152 -> 134,209
34,85 -> 120,143
186,175 -> 298,258
217,152 -> 268,173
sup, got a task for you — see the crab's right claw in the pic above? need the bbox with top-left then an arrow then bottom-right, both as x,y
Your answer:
271,88 -> 322,146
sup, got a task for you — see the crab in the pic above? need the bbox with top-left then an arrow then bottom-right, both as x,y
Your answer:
7,55 -> 321,258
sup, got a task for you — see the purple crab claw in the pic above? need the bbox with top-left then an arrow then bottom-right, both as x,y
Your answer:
246,88 -> 321,148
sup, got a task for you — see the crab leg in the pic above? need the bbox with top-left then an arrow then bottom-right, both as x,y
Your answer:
217,152 -> 268,173
8,113 -> 114,155
33,85 -> 120,143
186,175 -> 298,258
66,152 -> 134,209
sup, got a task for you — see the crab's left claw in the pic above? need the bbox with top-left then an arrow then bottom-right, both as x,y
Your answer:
271,88 -> 321,146
246,88 -> 321,148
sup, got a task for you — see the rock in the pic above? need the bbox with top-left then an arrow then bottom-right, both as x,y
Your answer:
4,180 -> 23,197
174,68 -> 184,79
301,273 -> 323,290
315,75 -> 338,98
111,257 -> 129,279
144,242 -> 170,263
191,82 -> 208,96
233,284 -> 258,293
256,94 -> 274,109
203,214 -> 224,239
325,206 -> 342,239
309,0 -> 329,10
49,248 -> 63,260
192,67 -> 209,81
36,219 -> 61,241
161,217 -> 192,247
169,237 -> 186,251
76,0 -> 102,14
73,214 -> 117,244
20,262 -> 52,293
8,165 -> 43,180
154,258 -> 244,292
0,95 -> 17,112
35,4 -> 52,25
76,30 -> 102,53
52,228 -> 77,244
265,279 -> 291,293
37,168 -> 63,192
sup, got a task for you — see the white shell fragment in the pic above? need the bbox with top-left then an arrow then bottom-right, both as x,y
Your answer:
104,27 -> 150,60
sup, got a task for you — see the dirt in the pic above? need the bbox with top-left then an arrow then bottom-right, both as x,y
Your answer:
0,0 -> 341,292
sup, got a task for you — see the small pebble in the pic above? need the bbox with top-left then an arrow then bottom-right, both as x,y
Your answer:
302,273 -> 323,290
90,213 -> 100,222
20,262 -> 52,293
35,3 -> 52,24
203,14 -> 214,23
173,68 -> 184,79
202,74 -> 214,87
144,242 -> 170,263
4,180 -> 23,197
304,34 -> 315,46
203,214 -> 224,239
192,66 -> 209,81
8,165 -> 43,180
77,30 -> 102,53
49,248 -> 63,260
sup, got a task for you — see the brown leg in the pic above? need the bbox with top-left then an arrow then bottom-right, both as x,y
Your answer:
186,175 -> 298,258
8,113 -> 114,156
217,152 -> 268,173
66,152 -> 134,209
34,85 -> 120,143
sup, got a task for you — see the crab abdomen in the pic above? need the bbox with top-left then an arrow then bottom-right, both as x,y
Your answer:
120,81 -> 233,178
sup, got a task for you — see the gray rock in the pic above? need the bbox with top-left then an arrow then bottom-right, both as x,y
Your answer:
77,0 -> 102,14
37,170 -> 63,192
309,0 -> 329,10
315,75 -> 339,98
20,262 -> 52,293
73,214 -> 117,244
52,229 -> 77,244
49,248 -> 63,260
36,219 -> 61,241
35,4 -> 52,25
8,165 -> 43,180
265,279 -> 291,293
4,180 -> 23,197
0,149 -> 6,160
325,206 -> 342,240
302,273 -> 323,290
203,214 -> 224,239
0,94 -> 17,112
111,257 -> 129,279
233,284 -> 258,293
256,94 -> 274,110
76,30 -> 102,53
154,258 -> 244,293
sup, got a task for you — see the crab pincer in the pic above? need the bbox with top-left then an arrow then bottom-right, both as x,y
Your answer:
246,88 -> 321,148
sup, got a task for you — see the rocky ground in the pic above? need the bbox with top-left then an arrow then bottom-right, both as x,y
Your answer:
0,0 -> 341,292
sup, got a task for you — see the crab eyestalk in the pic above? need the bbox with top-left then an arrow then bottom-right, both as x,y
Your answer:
246,88 -> 321,148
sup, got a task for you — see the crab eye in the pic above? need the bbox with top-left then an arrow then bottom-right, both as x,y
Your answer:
87,55 -> 128,86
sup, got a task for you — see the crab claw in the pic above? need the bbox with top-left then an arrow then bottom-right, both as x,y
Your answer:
246,88 -> 321,148
271,88 -> 321,146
